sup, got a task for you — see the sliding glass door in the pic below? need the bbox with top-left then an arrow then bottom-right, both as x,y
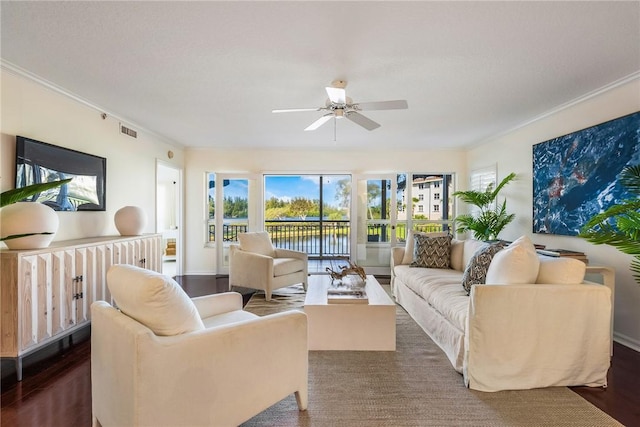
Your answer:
206,171 -> 454,275
397,173 -> 454,237
264,174 -> 351,260
352,174 -> 399,275
208,173 -> 260,274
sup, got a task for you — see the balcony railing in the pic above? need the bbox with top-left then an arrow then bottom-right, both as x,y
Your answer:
208,220 -> 451,258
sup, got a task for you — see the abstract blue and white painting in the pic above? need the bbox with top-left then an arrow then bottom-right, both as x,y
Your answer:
533,111 -> 640,236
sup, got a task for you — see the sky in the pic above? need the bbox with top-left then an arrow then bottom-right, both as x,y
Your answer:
209,174 -> 350,207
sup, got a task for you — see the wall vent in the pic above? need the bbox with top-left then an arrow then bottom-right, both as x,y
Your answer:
120,124 -> 138,139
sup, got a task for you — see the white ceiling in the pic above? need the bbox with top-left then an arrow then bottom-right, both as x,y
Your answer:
1,1 -> 639,150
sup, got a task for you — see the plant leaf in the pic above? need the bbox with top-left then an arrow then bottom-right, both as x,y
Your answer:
0,232 -> 55,242
453,173 -> 517,240
0,179 -> 72,208
619,165 -> 640,195
579,164 -> 640,285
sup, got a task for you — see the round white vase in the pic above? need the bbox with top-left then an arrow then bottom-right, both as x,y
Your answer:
114,206 -> 146,236
0,202 -> 60,249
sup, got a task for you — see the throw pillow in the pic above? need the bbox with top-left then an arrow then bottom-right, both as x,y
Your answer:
410,234 -> 452,269
401,230 -> 449,265
485,235 -> 540,284
238,231 -> 275,257
536,256 -> 586,284
461,239 -> 489,270
461,243 -> 503,295
107,264 -> 205,336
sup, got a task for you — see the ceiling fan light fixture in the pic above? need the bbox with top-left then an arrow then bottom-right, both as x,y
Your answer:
272,80 -> 407,133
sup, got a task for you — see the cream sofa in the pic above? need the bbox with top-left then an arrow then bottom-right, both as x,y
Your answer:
391,235 -> 615,392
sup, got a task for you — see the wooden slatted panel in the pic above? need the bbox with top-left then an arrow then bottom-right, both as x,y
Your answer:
36,253 -> 52,343
0,254 -> 19,356
19,256 -> 36,351
51,251 -> 65,336
63,249 -> 76,328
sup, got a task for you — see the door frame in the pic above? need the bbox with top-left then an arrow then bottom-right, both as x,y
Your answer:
351,173 -> 398,276
213,173 -> 261,274
155,160 -> 183,276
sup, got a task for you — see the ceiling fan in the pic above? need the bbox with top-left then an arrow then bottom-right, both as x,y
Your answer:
272,80 -> 408,132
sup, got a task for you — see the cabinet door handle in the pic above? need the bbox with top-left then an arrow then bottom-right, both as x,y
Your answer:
72,275 -> 83,299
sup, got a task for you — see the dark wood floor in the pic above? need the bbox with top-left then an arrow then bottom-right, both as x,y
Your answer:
1,275 -> 639,427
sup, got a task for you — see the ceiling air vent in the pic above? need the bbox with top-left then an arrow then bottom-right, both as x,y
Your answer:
120,124 -> 138,139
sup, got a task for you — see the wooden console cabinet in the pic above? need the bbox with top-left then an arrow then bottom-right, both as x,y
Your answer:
0,234 -> 161,380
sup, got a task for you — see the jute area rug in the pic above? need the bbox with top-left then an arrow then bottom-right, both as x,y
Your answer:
240,284 -> 621,427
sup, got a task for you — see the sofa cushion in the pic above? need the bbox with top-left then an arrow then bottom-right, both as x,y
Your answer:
485,236 -> 540,284
536,256 -> 586,284
410,234 -> 452,269
461,243 -> 503,295
238,231 -> 276,257
462,239 -> 489,270
273,257 -> 305,277
401,230 -> 449,265
394,265 -> 468,331
450,239 -> 465,271
107,264 -> 205,336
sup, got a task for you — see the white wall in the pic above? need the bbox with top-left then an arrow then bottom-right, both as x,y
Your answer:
467,78 -> 640,350
183,148 -> 467,274
1,70 -> 185,242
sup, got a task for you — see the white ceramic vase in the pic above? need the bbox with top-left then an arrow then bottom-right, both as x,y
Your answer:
0,202 -> 60,249
114,206 -> 146,236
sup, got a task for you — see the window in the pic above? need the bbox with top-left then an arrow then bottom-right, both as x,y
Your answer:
263,174 -> 350,258
396,173 -> 454,235
470,165 -> 496,192
433,204 -> 440,212
469,165 -> 497,211
205,173 -> 249,244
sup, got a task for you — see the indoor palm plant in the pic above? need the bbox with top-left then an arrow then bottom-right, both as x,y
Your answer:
0,179 -> 71,246
453,172 -> 516,241
580,165 -> 640,285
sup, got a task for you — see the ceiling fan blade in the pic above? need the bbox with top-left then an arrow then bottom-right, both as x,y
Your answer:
346,112 -> 380,131
304,114 -> 334,131
325,87 -> 346,104
355,100 -> 408,111
272,107 -> 323,113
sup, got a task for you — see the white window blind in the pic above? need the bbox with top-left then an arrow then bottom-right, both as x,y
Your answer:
470,165 -> 496,192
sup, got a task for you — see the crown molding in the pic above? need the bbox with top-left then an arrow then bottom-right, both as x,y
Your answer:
1,60 -> 184,148
469,70 -> 640,149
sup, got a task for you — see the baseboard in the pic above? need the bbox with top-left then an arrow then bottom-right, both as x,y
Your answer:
614,332 -> 640,352
179,271 -> 218,276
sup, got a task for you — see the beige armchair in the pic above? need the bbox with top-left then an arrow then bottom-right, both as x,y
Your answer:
91,265 -> 308,427
230,231 -> 308,301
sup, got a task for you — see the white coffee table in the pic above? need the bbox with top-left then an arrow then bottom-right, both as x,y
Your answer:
304,275 -> 396,351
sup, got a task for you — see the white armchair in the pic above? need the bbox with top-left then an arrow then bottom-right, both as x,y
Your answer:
229,231 -> 308,301
91,265 -> 308,427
